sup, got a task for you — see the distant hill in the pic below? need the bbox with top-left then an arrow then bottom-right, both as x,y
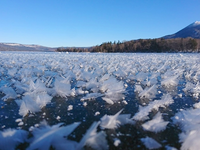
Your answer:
0,43 -> 56,52
57,21 -> 200,53
163,21 -> 200,39
2,21 -> 200,52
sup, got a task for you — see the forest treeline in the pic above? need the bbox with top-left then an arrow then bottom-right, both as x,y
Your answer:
56,38 -> 200,53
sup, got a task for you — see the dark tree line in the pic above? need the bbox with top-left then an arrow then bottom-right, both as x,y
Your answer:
56,38 -> 200,53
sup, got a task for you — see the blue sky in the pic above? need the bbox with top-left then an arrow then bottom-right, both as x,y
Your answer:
0,0 -> 200,47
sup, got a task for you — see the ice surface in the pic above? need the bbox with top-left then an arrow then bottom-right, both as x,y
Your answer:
68,105 -> 73,111
180,129 -> 200,150
102,97 -> 114,104
53,79 -> 72,98
193,102 -> 200,108
80,93 -> 104,101
34,93 -> 52,108
165,145 -> 178,150
173,108 -> 200,150
7,68 -> 18,77
134,84 -> 143,93
135,72 -> 148,82
76,81 -> 87,87
100,76 -> 125,93
0,87 -> 17,100
100,76 -> 126,104
94,111 -> 100,116
100,109 -> 133,129
27,79 -> 47,94
76,122 -> 108,150
15,118 -> 22,123
141,136 -> 162,149
76,87 -> 87,95
28,121 -> 80,150
191,82 -> 200,98
100,109 -> 123,129
18,95 -> 41,116
1,52 -> 200,149
113,138 -> 121,147
133,94 -> 174,121
142,112 -> 169,133
0,128 -> 28,150
138,84 -> 157,99
85,78 -> 99,92
99,74 -> 110,83
183,81 -> 195,93
161,75 -> 179,87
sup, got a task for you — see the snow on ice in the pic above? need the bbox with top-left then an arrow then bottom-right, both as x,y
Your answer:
141,136 -> 162,149
0,52 -> 200,149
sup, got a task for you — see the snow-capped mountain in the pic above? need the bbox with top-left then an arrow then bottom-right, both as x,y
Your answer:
163,21 -> 200,39
0,43 -> 55,51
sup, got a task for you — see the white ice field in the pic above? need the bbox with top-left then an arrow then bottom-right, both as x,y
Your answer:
0,52 -> 200,149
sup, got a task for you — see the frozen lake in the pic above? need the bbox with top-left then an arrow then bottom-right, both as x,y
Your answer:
0,52 -> 200,150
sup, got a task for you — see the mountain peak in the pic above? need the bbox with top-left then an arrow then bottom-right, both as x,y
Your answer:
163,21 -> 200,39
194,21 -> 200,25
187,21 -> 200,28
0,43 -> 55,52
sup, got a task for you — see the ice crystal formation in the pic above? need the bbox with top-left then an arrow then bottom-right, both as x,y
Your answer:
0,52 -> 200,149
